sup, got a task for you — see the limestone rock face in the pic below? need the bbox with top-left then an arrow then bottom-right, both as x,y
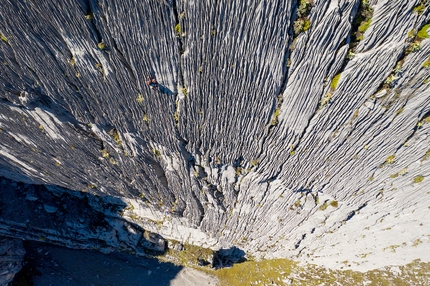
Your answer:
0,0 -> 430,271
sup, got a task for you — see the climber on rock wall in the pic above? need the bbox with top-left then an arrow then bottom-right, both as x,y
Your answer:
146,76 -> 158,90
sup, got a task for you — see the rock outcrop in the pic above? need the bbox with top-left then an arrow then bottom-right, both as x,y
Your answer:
0,0 -> 429,271
0,238 -> 25,285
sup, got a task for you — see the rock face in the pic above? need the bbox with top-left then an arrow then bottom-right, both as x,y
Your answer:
0,238 -> 25,285
0,0 -> 429,271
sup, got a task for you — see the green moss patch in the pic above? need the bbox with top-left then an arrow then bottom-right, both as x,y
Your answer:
210,258 -> 430,286
330,74 -> 341,90
213,259 -> 296,286
417,24 -> 430,39
358,18 -> 372,33
413,175 -> 424,183
174,23 -> 181,35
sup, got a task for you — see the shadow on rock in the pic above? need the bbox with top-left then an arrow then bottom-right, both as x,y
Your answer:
212,246 -> 246,268
158,84 -> 176,96
14,241 -> 182,286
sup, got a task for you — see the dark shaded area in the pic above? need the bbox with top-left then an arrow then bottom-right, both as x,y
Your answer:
0,176 -> 166,256
11,241 -> 41,286
13,241 -> 183,286
212,246 -> 246,269
0,175 -> 187,285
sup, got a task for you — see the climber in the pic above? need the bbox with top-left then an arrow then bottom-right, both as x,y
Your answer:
146,76 -> 158,90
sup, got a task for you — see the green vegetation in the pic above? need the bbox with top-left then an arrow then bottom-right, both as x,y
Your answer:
319,93 -> 332,108
413,175 -> 424,183
87,183 -> 96,189
174,23 -> 181,35
208,258 -> 430,286
161,242 -> 214,267
330,74 -> 341,90
358,18 -> 372,33
423,148 -> 430,160
330,200 -> 338,208
270,108 -> 280,125
406,23 -> 430,55
417,24 -> 430,39
173,112 -> 179,126
293,0 -> 313,35
0,33 -> 8,43
385,154 -> 395,164
100,149 -> 109,158
408,29 -> 415,38
398,168 -> 408,176
384,62 -> 403,89
302,19 -> 311,31
85,13 -> 94,20
69,56 -> 76,66
181,87 -> 187,96
136,93 -> 144,103
423,56 -> 430,68
97,42 -> 106,50
407,41 -> 422,53
395,107 -> 404,116
110,129 -> 123,147
213,259 -> 295,286
271,95 -> 284,125
153,148 -> 161,157
413,238 -> 423,247
235,166 -> 242,176
319,201 -> 328,211
413,1 -> 428,15
352,0 -> 373,42
385,74 -> 397,87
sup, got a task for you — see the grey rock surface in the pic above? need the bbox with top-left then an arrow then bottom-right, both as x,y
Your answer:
0,0 -> 430,271
0,237 -> 25,285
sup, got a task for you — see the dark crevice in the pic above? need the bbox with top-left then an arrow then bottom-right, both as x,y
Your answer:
171,0 -> 185,91
294,233 -> 307,249
349,0 -> 373,50
345,202 -> 367,222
